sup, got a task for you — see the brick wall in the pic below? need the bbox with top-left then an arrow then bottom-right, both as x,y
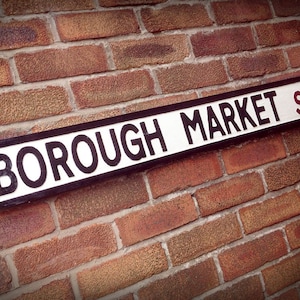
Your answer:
0,0 -> 300,299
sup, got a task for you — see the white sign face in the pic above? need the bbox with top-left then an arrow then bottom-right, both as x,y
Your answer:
0,77 -> 300,206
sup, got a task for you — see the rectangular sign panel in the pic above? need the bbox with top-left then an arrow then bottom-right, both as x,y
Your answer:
0,77 -> 300,206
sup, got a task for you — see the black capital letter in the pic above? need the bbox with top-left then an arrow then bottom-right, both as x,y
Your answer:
235,97 -> 257,130
0,154 -> 17,195
219,102 -> 241,134
264,91 -> 280,121
251,94 -> 270,125
207,106 -> 226,139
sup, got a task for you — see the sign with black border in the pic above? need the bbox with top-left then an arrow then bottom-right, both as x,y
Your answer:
0,77 -> 300,207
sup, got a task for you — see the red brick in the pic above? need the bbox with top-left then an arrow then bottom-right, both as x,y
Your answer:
156,60 -> 228,94
55,174 -> 148,229
287,46 -> 300,68
147,152 -> 222,198
0,86 -> 71,125
141,4 -> 212,33
271,0 -> 300,17
219,231 -> 287,281
0,128 -> 28,139
239,191 -> 300,234
286,219 -> 300,250
167,214 -> 242,266
264,157 -> 300,191
111,34 -> 189,70
0,59 -> 13,87
2,0 -> 94,15
212,0 -> 272,25
273,288 -> 300,300
283,128 -> 300,155
71,69 -> 155,109
55,10 -> 139,42
262,253 -> 300,295
0,202 -> 55,249
226,50 -> 287,80
77,243 -> 168,299
14,223 -> 117,284
0,257 -> 12,294
99,0 -> 167,6
119,295 -> 134,300
204,275 -> 264,300
264,70 -> 300,83
195,172 -> 264,216
222,135 -> 286,174
138,259 -> 219,299
0,19 -> 52,50
256,20 -> 300,47
191,27 -> 256,57
116,194 -> 198,246
15,45 -> 108,83
15,279 -> 74,300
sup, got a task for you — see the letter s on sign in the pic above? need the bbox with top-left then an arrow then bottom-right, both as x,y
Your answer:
295,91 -> 300,114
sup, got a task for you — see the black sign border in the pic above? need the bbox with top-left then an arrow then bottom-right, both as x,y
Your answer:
1,76 -> 300,207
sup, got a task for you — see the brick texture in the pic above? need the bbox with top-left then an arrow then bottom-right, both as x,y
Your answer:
14,223 -> 117,284
0,19 -> 52,50
0,59 -> 13,87
222,135 -> 286,174
283,128 -> 300,155
239,191 -> 300,234
15,279 -> 74,300
110,34 -> 189,70
0,86 -> 71,125
71,69 -> 155,109
204,275 -> 264,300
271,0 -> 300,17
212,0 -> 272,25
156,60 -> 228,93
0,257 -> 12,294
99,0 -> 167,6
77,243 -> 168,299
167,214 -> 242,266
55,174 -> 148,229
191,27 -> 256,57
219,231 -> 287,281
141,4 -> 212,33
116,194 -> 198,246
15,45 -> 108,83
287,46 -> 300,68
0,202 -> 55,249
195,172 -> 264,216
273,288 -> 300,300
55,10 -> 139,42
262,253 -> 300,295
138,259 -> 219,299
285,219 -> 300,250
147,152 -> 222,198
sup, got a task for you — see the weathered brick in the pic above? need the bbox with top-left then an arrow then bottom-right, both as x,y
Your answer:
262,253 -> 300,295
77,243 -> 168,299
119,294 -> 134,300
99,0 -> 167,6
195,172 -> 264,216
138,259 -> 219,299
15,45 -> 108,83
0,128 -> 28,139
167,214 -> 242,266
204,275 -> 264,300
255,20 -> 300,47
15,279 -> 74,300
116,194 -> 198,246
156,60 -> 228,94
286,219 -> 300,250
226,50 -> 287,80
147,152 -> 222,198
14,223 -> 117,284
271,0 -> 300,17
0,19 -> 52,50
55,174 -> 148,229
222,135 -> 286,174
264,70 -> 300,83
0,58 -> 13,87
212,0 -> 272,25
239,191 -> 300,234
0,86 -> 71,125
219,231 -> 287,281
55,10 -> 139,42
71,69 -> 155,109
0,257 -> 12,294
191,27 -> 256,57
0,202 -> 55,249
283,128 -> 300,155
264,157 -> 300,191
110,34 -> 189,70
287,46 -> 300,68
272,288 -> 300,300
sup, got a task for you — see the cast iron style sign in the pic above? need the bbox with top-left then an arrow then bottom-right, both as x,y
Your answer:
0,77 -> 300,206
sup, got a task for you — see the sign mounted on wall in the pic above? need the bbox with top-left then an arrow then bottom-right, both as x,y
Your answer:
0,77 -> 300,206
